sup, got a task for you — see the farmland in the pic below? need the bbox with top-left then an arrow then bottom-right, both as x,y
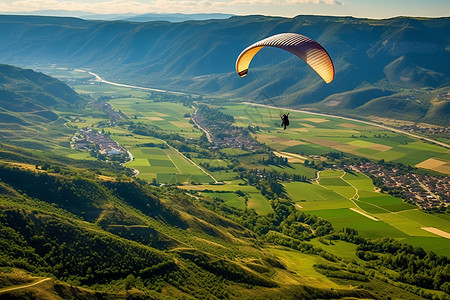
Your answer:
36,67 -> 450,256
284,169 -> 450,256
222,104 -> 450,174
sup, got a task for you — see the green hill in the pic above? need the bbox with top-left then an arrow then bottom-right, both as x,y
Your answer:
1,154 -> 445,300
0,64 -> 86,126
0,64 -> 93,150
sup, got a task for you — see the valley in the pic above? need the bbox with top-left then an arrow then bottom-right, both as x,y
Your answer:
36,66 -> 450,256
1,15 -> 450,126
0,13 -> 449,299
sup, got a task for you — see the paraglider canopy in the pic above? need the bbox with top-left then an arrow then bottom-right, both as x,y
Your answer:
236,33 -> 335,84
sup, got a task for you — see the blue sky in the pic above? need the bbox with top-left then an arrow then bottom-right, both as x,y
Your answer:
0,0 -> 449,19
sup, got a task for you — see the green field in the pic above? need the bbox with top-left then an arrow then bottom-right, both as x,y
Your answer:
268,247 -> 342,289
45,72 -> 449,255
222,105 -> 450,174
202,192 -> 246,210
124,146 -> 213,183
310,208 -> 408,239
358,191 -> 416,212
285,167 -> 450,249
400,236 -> 450,256
309,239 -> 360,261
246,192 -> 273,214
343,172 -> 375,191
66,151 -> 97,161
285,182 -> 353,211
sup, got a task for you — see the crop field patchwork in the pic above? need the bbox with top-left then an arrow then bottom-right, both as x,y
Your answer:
284,166 -> 450,247
416,158 -> 450,174
109,98 -> 203,139
42,73 -> 449,255
124,146 -> 213,183
222,105 -> 450,174
283,143 -> 335,155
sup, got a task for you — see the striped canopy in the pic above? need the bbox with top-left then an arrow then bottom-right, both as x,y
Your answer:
236,33 -> 334,84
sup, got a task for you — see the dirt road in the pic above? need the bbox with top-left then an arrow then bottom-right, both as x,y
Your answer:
0,278 -> 51,294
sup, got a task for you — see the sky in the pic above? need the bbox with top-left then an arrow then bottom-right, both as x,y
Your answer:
0,0 -> 449,19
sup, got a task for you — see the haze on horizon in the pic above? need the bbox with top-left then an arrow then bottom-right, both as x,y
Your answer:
0,0 -> 449,19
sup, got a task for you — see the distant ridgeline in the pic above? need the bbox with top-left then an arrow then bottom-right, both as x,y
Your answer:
0,15 -> 449,125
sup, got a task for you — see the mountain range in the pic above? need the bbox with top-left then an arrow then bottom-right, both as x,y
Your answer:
4,10 -> 235,22
0,14 -> 449,125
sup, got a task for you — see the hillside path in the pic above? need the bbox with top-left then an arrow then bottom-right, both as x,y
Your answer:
339,171 -> 360,201
0,278 -> 51,294
317,170 -> 382,221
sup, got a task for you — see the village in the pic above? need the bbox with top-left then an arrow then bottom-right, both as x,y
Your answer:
192,107 -> 261,151
346,161 -> 449,211
398,124 -> 450,135
71,127 -> 129,162
90,99 -> 126,126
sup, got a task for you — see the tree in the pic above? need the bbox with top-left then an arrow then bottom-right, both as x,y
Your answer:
124,274 -> 137,290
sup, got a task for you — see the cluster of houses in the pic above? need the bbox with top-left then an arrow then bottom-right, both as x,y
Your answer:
192,112 -> 260,151
90,101 -> 124,126
349,161 -> 449,210
72,127 -> 128,159
398,124 -> 450,135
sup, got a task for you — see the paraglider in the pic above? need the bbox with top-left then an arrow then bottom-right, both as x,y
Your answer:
236,32 -> 334,83
281,113 -> 289,130
235,33 -> 334,130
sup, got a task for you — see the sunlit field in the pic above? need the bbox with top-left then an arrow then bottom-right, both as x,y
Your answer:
222,105 -> 450,174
